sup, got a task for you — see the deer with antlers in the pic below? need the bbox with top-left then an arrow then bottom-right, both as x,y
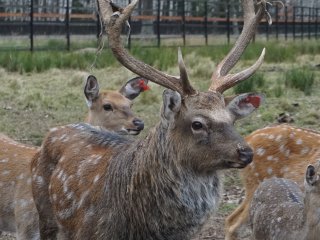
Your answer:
249,160 -> 320,240
0,75 -> 148,240
225,124 -> 320,239
31,0 -> 268,239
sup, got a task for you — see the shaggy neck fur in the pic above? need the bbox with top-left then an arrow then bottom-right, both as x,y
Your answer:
95,123 -> 222,240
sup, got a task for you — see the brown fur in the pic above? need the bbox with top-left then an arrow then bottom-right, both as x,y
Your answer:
249,162 -> 320,240
0,76 -> 147,240
32,90 -> 262,240
225,124 -> 320,240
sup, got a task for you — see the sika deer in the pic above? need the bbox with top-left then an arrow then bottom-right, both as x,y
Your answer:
31,0 -> 268,239
249,161 -> 320,240
225,124 -> 320,240
0,75 -> 148,240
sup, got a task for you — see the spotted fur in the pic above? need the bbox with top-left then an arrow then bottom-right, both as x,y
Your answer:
225,124 -> 320,240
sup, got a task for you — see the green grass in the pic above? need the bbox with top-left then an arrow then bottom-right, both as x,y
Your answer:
285,68 -> 315,95
0,39 -> 320,144
1,39 -> 320,73
233,73 -> 265,94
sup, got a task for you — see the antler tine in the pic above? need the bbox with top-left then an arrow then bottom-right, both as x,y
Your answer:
97,0 -> 196,96
178,47 -> 197,95
209,0 -> 268,93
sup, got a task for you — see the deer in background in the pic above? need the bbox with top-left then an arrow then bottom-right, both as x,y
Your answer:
249,161 -> 320,240
0,75 -> 148,240
31,0 -> 269,239
225,124 -> 320,240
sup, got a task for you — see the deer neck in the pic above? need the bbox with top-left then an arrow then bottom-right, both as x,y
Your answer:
103,123 -> 222,239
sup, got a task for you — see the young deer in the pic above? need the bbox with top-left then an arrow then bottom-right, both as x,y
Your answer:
0,75 -> 148,240
225,124 -> 320,240
31,0 -> 268,239
249,161 -> 320,240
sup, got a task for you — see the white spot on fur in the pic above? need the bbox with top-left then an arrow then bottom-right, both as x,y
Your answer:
93,175 -> 100,183
275,135 -> 282,142
0,158 -> 9,163
2,170 -> 10,175
267,156 -> 273,161
256,148 -> 265,156
301,147 -> 309,155
296,139 -> 303,145
267,167 -> 273,175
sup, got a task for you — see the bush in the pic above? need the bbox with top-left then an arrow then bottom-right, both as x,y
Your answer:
285,68 -> 314,95
233,73 -> 265,94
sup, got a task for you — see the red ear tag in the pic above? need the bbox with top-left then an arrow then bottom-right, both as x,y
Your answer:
139,79 -> 150,91
244,95 -> 261,108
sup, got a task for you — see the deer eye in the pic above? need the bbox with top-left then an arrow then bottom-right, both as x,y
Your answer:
103,104 -> 113,111
191,121 -> 203,130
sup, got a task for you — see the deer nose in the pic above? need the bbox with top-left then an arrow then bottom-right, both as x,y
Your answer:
237,147 -> 253,165
133,118 -> 144,131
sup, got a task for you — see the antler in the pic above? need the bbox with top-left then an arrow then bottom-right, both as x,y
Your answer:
97,0 -> 196,96
209,0 -> 269,93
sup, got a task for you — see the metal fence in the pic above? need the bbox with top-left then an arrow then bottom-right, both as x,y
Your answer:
0,0 -> 319,51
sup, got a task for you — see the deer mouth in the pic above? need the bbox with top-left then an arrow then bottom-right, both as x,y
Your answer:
126,129 -> 141,135
225,161 -> 250,169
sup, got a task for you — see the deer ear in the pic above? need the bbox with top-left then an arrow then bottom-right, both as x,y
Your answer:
306,165 -> 318,186
84,75 -> 100,108
119,77 -> 149,100
162,89 -> 181,121
227,93 -> 264,121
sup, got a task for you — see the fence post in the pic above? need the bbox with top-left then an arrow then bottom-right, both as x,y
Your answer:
275,3 -> 278,40
293,6 -> 295,40
301,6 -> 303,40
66,0 -> 70,50
266,4 -> 269,40
285,5 -> 288,40
96,13 -> 100,40
227,3 -> 230,44
156,0 -> 160,47
316,8 -> 319,39
30,0 -> 34,52
308,7 -> 311,39
128,0 -> 131,49
204,1 -> 208,45
182,0 -> 186,46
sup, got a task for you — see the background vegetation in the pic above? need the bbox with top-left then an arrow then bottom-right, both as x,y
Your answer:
1,39 -> 319,146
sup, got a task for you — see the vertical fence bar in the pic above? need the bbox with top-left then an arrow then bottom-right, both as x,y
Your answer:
96,13 -> 100,40
275,4 -> 278,40
293,6 -> 295,40
308,7 -> 311,39
285,5 -> 288,40
128,0 -> 131,49
204,1 -> 208,45
30,0 -> 34,51
301,6 -> 303,40
182,0 -> 186,46
266,4 -> 269,40
156,0 -> 160,47
66,0 -> 70,50
227,3 -> 230,44
315,8 -> 319,39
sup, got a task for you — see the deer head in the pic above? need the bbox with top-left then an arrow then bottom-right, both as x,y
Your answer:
84,75 -> 149,135
97,0 -> 267,170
